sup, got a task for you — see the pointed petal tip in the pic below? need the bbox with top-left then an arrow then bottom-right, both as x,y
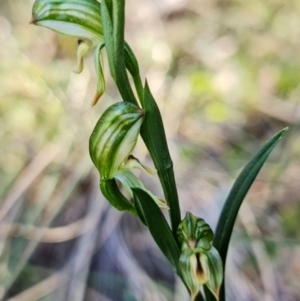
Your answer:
123,155 -> 156,176
29,18 -> 36,25
72,67 -> 83,74
91,92 -> 103,107
191,289 -> 203,301
205,285 -> 220,301
73,40 -> 91,74
157,198 -> 169,210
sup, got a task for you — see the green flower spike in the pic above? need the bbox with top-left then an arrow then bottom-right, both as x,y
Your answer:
31,0 -> 105,105
89,102 -> 169,212
177,212 -> 223,301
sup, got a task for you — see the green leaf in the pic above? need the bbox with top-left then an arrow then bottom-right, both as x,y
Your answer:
213,127 -> 288,301
140,82 -> 181,238
31,0 -> 103,46
124,42 -> 144,104
132,188 -> 180,272
124,42 -> 139,78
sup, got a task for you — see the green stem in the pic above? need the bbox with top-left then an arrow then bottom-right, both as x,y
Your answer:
112,0 -> 138,105
101,0 -> 115,79
108,0 -> 181,238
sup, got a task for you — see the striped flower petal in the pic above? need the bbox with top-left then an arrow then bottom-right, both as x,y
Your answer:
89,102 -> 144,179
31,0 -> 103,46
179,249 -> 210,301
204,247 -> 223,300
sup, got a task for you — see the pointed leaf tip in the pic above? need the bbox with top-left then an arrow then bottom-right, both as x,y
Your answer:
280,127 -> 289,136
213,127 -> 287,301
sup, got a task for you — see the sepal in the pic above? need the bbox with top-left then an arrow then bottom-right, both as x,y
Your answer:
73,39 -> 92,74
204,247 -> 223,300
122,155 -> 157,176
100,179 -> 136,214
114,170 -> 168,209
92,42 -> 106,105
179,249 -> 209,301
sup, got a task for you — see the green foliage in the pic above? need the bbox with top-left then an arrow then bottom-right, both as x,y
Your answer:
140,83 -> 181,235
213,128 -> 288,301
133,188 -> 180,272
29,0 -> 288,300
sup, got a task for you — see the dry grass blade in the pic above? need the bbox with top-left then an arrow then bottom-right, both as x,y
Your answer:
6,273 -> 67,301
0,144 -> 62,221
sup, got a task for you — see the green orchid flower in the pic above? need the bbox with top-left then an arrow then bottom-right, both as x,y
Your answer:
89,102 -> 169,213
31,0 -> 105,105
177,212 -> 223,300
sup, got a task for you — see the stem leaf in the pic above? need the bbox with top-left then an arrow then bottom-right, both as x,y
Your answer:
132,188 -> 180,272
140,82 -> 181,237
214,127 -> 288,301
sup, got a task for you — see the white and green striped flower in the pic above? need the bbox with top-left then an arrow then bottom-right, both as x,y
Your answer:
177,212 -> 223,300
89,102 -> 168,211
89,102 -> 144,179
31,0 -> 105,105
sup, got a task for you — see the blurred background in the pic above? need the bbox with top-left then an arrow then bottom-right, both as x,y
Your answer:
1,0 -> 300,300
